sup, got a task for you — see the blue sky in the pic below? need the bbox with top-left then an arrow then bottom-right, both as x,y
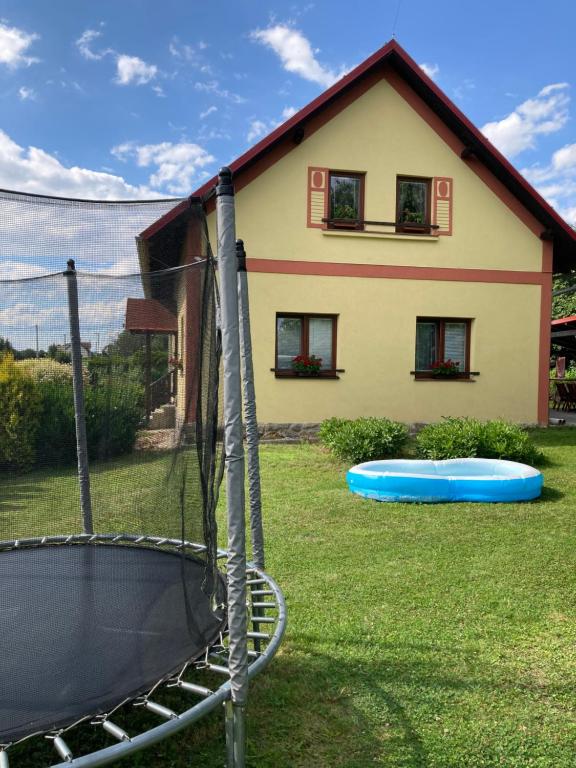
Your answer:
1,0 -> 575,348
0,1 -> 575,231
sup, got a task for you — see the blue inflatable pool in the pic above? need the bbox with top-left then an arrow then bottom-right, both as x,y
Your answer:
346,458 -> 542,503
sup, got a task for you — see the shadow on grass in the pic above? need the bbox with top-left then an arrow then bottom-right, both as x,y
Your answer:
243,644 -> 429,768
539,485 -> 564,502
0,481 -> 45,515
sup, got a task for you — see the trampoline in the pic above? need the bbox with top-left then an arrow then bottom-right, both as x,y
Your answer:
0,170 -> 285,768
0,540 -> 226,744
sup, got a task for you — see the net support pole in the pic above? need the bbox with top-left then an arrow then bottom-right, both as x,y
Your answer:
64,259 -> 94,535
216,168 -> 248,768
236,239 -> 265,570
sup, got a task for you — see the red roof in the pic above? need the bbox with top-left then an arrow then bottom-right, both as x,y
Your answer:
125,298 -> 177,334
141,39 -> 576,269
552,315 -> 576,327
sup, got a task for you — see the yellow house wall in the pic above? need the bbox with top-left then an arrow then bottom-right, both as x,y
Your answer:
205,74 -> 545,425
243,273 -> 540,424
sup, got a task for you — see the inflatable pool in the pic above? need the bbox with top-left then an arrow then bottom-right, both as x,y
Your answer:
346,458 -> 542,503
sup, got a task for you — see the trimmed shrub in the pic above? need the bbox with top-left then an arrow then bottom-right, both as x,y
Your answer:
320,417 -> 408,464
34,378 -> 144,466
415,417 -> 543,465
0,352 -> 41,471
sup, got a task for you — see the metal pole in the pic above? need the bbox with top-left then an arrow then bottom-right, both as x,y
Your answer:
236,240 -> 265,570
35,324 -> 39,358
216,167 -> 248,768
64,259 -> 94,535
145,332 -> 152,426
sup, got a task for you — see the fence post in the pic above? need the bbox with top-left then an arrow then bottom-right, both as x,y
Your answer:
64,259 -> 93,535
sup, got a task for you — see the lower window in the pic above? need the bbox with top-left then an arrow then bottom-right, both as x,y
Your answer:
415,318 -> 471,378
275,314 -> 337,375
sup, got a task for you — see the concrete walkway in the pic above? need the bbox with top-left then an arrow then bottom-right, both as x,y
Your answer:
549,409 -> 576,425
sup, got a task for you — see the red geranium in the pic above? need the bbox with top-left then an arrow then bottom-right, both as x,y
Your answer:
430,359 -> 460,376
291,354 -> 322,374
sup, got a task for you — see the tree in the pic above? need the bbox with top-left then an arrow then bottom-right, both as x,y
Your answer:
0,337 -> 13,354
552,272 -> 576,319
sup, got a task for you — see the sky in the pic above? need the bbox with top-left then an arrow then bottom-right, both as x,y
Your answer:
1,0 -> 576,350
0,0 -> 575,213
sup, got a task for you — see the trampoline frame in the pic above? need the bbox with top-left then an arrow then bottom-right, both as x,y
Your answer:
0,535 -> 286,767
0,168 -> 283,767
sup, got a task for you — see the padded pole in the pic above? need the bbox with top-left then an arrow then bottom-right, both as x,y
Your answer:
64,259 -> 93,535
236,240 -> 265,570
216,168 -> 248,768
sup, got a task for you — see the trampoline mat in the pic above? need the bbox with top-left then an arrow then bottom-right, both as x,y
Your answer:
0,544 -> 226,743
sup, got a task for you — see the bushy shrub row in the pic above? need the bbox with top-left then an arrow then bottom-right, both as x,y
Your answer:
0,354 -> 41,471
319,417 -> 408,463
319,415 -> 542,466
415,417 -> 543,465
0,353 -> 144,471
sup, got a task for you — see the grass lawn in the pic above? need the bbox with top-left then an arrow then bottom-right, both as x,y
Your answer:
1,428 -> 576,767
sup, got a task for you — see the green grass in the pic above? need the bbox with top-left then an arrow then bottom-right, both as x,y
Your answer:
2,429 -> 576,766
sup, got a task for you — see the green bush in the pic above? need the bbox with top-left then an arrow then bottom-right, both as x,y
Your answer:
415,417 -> 543,465
17,358 -> 74,384
320,417 -> 408,464
0,352 -> 41,471
34,379 -> 144,466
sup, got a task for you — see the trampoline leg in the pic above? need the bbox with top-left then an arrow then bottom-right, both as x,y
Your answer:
225,700 -> 235,766
224,700 -> 246,768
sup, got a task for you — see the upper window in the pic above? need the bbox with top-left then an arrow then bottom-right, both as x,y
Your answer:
415,318 -> 471,378
329,172 -> 364,229
275,314 -> 337,375
396,176 -> 431,233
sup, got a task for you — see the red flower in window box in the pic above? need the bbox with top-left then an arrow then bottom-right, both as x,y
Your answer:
291,354 -> 322,375
430,359 -> 460,377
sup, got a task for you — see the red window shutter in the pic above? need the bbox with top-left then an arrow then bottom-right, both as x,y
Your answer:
307,167 -> 329,228
432,177 -> 453,236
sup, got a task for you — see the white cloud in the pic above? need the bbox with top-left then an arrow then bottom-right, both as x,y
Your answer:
0,21 -> 39,69
111,141 -> 215,194
419,62 -> 439,80
245,106 -> 300,144
0,261 -> 46,280
0,128 -> 155,199
250,24 -> 346,88
75,28 -> 109,61
77,28 -> 159,91
522,142 -> 576,226
18,86 -> 36,101
247,120 -> 268,143
482,83 -> 570,158
194,80 -> 246,104
200,105 -> 217,119
282,105 -> 298,120
115,54 -> 157,85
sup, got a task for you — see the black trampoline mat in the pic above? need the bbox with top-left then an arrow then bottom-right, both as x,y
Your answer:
0,544 -> 226,743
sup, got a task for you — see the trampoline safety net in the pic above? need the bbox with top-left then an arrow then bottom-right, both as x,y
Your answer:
0,190 -> 226,744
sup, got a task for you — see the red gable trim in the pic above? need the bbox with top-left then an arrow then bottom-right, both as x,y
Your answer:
141,39 -> 576,263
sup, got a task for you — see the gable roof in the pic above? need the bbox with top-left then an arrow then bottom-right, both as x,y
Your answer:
141,39 -> 576,271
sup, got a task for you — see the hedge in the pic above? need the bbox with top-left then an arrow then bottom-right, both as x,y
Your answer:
415,417 -> 543,465
320,417 -> 408,464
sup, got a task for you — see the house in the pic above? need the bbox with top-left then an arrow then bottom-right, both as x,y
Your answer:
130,40 -> 576,430
59,341 -> 92,358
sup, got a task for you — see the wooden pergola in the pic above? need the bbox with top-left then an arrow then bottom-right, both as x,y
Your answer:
125,298 -> 177,424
